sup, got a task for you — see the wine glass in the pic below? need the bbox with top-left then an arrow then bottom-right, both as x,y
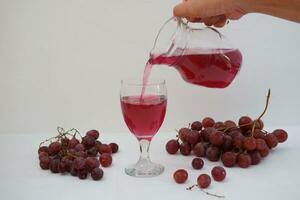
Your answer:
120,79 -> 167,177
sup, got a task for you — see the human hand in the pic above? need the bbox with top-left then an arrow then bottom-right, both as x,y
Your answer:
173,0 -> 247,27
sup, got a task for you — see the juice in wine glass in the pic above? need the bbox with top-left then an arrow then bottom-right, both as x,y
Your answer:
121,95 -> 167,141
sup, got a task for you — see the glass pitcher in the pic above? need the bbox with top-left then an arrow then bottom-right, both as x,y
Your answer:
149,17 -> 242,88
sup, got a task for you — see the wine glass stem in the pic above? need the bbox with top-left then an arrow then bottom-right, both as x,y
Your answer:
139,139 -> 151,161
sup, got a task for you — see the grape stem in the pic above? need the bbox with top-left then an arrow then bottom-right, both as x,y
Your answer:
39,127 -> 82,147
219,89 -> 271,135
251,89 -> 271,134
186,184 -> 225,198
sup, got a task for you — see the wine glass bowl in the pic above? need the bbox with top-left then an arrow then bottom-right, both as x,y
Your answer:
120,79 -> 167,177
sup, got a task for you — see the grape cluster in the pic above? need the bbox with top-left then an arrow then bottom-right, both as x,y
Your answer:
38,128 -> 119,181
166,116 -> 288,168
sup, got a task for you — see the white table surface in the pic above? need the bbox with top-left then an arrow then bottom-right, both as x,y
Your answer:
0,127 -> 299,200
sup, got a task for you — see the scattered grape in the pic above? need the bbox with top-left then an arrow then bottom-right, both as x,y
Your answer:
211,166 -> 226,181
173,169 -> 188,184
192,158 -> 204,169
197,174 -> 211,188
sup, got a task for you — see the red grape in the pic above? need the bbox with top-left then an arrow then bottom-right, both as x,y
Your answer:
259,147 -> 270,157
221,151 -> 236,167
272,129 -> 288,143
209,131 -> 224,146
61,157 -> 73,172
76,151 -> 88,158
193,142 -> 206,157
197,174 -> 211,188
74,143 -> 85,152
253,129 -> 265,139
228,130 -> 242,138
166,139 -> 179,154
86,129 -> 100,140
91,168 -> 104,180
109,143 -> 119,153
224,120 -> 236,129
59,162 -> 67,173
256,138 -> 268,151
211,166 -> 226,181
40,156 -> 51,170
70,165 -> 78,176
38,152 -> 48,160
68,138 -> 80,149
202,117 -> 215,128
38,146 -> 49,154
186,130 -> 200,145
232,135 -> 244,148
82,136 -> 95,148
237,153 -> 251,168
201,127 -> 217,142
192,158 -> 204,169
85,157 -> 100,172
243,137 -> 256,151
48,142 -> 62,156
214,121 -> 226,130
179,142 -> 192,156
98,144 -> 112,154
49,159 -> 60,173
264,134 -> 278,149
87,147 -> 98,157
73,157 -> 85,170
173,169 -> 188,184
178,128 -> 189,142
253,119 -> 264,130
222,135 -> 233,151
191,121 -> 202,131
206,146 -> 220,162
238,116 -> 253,132
249,151 -> 261,165
78,169 -> 88,179
99,153 -> 112,167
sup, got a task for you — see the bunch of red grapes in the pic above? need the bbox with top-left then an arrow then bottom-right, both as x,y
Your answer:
38,128 -> 119,180
166,116 -> 288,168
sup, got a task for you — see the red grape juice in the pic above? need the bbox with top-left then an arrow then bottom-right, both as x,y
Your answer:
121,95 -> 167,141
148,48 -> 242,88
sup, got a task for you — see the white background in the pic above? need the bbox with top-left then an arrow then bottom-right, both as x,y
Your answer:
1,0 -> 300,134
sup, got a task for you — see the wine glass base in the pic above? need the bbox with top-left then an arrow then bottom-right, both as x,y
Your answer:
125,159 -> 164,177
